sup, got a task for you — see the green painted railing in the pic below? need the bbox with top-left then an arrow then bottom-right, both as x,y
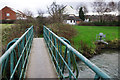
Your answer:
43,25 -> 111,80
0,26 -> 33,79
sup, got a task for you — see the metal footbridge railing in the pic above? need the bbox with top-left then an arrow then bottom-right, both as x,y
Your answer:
43,25 -> 111,80
0,26 -> 33,79
0,25 -> 111,80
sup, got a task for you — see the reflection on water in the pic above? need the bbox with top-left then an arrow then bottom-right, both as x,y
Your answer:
78,50 -> 118,78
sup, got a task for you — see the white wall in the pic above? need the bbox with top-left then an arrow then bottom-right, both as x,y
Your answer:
66,20 -> 76,25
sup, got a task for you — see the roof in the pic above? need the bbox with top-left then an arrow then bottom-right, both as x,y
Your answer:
63,5 -> 78,16
2,6 -> 16,13
66,15 -> 81,21
1,6 -> 25,15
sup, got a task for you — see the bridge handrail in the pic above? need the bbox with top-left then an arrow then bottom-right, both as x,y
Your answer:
0,26 -> 33,79
43,25 -> 111,79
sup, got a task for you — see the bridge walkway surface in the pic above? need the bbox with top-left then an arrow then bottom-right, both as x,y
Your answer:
26,38 -> 57,78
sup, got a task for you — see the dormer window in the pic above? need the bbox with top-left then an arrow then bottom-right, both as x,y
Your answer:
6,13 -> 10,16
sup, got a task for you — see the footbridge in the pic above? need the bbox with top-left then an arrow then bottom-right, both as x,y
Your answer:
0,25 -> 111,80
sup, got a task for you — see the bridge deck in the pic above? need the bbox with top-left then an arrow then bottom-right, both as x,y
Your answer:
26,38 -> 57,78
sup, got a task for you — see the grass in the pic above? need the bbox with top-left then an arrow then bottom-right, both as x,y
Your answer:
0,24 -> 14,30
72,26 -> 119,49
1,24 -> 15,51
0,24 -> 14,45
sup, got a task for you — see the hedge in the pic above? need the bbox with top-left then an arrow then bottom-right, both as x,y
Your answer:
78,21 -> 120,26
1,20 -> 16,24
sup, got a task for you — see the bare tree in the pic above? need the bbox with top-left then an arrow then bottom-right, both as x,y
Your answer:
118,1 -> 120,14
83,6 -> 88,14
15,9 -> 35,29
47,2 -> 64,23
23,9 -> 33,18
37,9 -> 44,17
92,0 -> 117,22
92,0 -> 107,22
107,1 -> 117,12
118,1 -> 120,22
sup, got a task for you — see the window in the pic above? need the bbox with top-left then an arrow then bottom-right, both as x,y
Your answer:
6,13 -> 10,16
70,20 -> 72,23
74,20 -> 75,23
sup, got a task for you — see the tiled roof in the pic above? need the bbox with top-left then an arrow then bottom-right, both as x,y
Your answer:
66,15 -> 81,21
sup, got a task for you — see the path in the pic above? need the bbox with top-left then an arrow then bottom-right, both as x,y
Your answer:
26,38 -> 57,78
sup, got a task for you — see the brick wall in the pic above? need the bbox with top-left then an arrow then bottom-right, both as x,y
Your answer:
0,6 -> 16,20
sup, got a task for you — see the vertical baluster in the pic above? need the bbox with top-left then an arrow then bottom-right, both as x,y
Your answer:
14,49 -> 17,66
43,26 -> 45,39
45,28 -> 46,39
46,29 -> 48,46
1,59 -> 5,77
44,27 -> 46,42
18,43 -> 21,77
48,30 -> 50,47
49,33 -> 51,52
57,40 -> 60,75
58,40 -> 62,77
20,40 -> 23,77
50,34 -> 54,60
46,29 -> 47,45
43,26 -> 44,36
67,49 -> 71,79
59,41 -> 63,78
59,42 -> 62,69
62,47 -> 67,73
2,55 -> 10,78
22,38 -> 24,65
28,30 -> 30,53
10,51 -> 14,79
46,28 -> 48,44
57,40 -> 60,63
30,29 -> 32,50
94,74 -> 100,80
21,37 -> 25,78
48,32 -> 50,48
0,66 -> 2,80
54,37 -> 58,72
26,32 -> 28,55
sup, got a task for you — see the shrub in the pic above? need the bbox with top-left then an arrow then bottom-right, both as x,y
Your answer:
2,24 -> 27,53
1,20 -> 16,24
93,21 -> 120,26
105,39 -> 120,49
78,21 -> 119,26
78,22 -> 95,26
78,40 -> 96,58
15,19 -> 40,37
48,23 -> 77,40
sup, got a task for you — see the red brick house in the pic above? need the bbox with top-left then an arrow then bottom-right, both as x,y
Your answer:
0,6 -> 26,20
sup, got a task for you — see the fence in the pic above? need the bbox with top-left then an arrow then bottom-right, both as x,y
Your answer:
0,26 -> 33,79
43,25 -> 111,80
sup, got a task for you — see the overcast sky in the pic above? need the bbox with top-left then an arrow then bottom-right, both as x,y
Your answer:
0,0 -> 119,16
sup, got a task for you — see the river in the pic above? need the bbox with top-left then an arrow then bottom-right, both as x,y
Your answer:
64,50 -> 119,79
77,50 -> 119,79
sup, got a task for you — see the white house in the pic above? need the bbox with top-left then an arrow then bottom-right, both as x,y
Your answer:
63,5 -> 80,25
65,16 -> 76,25
63,5 -> 78,16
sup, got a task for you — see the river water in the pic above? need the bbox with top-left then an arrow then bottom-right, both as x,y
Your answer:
77,50 -> 119,79
64,50 -> 119,79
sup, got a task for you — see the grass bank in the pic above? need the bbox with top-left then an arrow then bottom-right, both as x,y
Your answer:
72,26 -> 118,49
71,26 -> 119,58
0,24 -> 14,30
